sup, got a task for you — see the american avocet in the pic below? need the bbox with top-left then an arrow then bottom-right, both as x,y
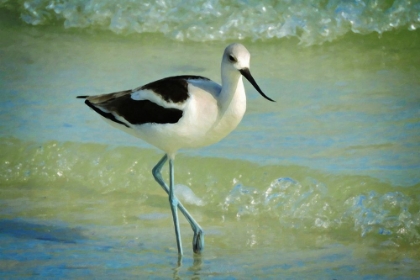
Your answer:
77,43 -> 274,256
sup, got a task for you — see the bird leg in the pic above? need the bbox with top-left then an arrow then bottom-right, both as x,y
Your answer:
168,158 -> 183,255
152,155 -> 205,254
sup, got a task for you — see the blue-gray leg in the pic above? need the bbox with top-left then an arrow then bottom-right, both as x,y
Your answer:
152,155 -> 205,254
168,158 -> 183,255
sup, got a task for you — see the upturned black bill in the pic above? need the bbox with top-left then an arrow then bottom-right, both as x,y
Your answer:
240,68 -> 275,102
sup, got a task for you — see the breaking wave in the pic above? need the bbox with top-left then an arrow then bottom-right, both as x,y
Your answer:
1,137 -> 419,247
222,177 -> 420,246
1,0 -> 419,45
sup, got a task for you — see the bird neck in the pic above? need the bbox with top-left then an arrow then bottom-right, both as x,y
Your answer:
219,67 -> 244,111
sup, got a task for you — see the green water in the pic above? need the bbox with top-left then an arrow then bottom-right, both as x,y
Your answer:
1,139 -> 419,278
1,10 -> 420,279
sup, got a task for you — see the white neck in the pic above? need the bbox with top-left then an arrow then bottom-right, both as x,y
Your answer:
219,64 -> 244,111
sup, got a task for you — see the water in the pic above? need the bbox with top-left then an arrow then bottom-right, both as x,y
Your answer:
1,1 -> 420,279
1,0 -> 420,45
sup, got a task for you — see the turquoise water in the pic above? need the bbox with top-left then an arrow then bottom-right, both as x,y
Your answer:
1,1 -> 420,279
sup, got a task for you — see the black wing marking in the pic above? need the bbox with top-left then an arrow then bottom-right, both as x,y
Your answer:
140,75 -> 210,103
84,99 -> 130,127
105,94 -> 184,125
83,94 -> 183,127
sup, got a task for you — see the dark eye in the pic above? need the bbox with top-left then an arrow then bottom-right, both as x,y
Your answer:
228,54 -> 237,62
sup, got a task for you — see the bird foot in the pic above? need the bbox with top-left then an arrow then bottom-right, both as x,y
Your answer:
193,230 -> 204,254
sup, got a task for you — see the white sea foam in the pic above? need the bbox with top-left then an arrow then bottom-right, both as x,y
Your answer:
222,177 -> 420,245
174,184 -> 206,206
1,0 -> 419,45
0,138 -> 419,247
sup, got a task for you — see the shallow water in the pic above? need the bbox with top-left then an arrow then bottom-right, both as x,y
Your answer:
1,3 -> 420,279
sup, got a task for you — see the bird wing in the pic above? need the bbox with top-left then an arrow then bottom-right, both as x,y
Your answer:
78,75 -> 213,127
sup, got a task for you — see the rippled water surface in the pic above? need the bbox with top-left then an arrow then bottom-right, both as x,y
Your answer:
1,2 -> 420,279
1,0 -> 419,45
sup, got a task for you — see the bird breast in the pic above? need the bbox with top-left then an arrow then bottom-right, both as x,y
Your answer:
188,82 -> 246,148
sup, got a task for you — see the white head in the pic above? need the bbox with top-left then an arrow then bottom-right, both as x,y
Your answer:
222,43 -> 275,102
222,43 -> 251,70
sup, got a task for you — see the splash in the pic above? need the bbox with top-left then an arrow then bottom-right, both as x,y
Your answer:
222,177 -> 420,246
174,184 -> 206,206
1,0 -> 419,45
1,137 -> 419,246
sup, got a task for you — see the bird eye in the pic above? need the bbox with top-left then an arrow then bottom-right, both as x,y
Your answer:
228,54 -> 237,62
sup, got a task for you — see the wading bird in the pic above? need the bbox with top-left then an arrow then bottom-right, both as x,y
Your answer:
77,43 -> 274,255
